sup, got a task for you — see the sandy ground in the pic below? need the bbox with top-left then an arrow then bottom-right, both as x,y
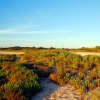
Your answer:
0,51 -> 100,56
73,52 -> 100,56
32,78 -> 82,100
0,51 -> 24,55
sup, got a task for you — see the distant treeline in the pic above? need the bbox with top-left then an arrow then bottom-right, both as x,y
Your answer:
0,46 -> 100,52
0,46 -> 56,50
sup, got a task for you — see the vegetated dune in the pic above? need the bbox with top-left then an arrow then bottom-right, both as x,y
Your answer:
1,50 -> 100,100
32,51 -> 100,100
0,51 -> 25,55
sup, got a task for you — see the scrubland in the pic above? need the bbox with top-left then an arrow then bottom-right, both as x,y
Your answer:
0,48 -> 100,100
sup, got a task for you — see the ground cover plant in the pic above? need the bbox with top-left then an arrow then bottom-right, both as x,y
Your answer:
0,54 -> 42,100
19,50 -> 100,95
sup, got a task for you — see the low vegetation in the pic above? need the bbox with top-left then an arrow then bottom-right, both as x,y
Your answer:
19,50 -> 100,93
0,46 -> 100,100
0,55 -> 42,100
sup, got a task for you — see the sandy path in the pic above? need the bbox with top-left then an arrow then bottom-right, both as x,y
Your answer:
73,52 -> 100,56
0,51 -> 24,55
32,78 -> 82,100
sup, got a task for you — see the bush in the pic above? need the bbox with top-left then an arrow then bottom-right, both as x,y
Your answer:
0,62 -> 42,100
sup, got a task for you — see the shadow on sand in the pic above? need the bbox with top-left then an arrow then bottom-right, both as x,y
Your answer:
31,78 -> 60,100
31,78 -> 82,100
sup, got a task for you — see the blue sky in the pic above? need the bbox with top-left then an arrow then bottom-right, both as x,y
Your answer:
0,0 -> 100,48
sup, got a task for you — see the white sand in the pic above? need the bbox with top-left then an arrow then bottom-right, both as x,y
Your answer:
32,78 -> 82,100
73,52 -> 100,56
0,51 -> 24,55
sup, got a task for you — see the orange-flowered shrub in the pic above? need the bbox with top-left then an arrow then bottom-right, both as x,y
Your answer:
49,72 -> 68,86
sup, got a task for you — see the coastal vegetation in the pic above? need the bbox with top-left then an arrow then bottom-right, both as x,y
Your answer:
0,54 -> 42,100
0,46 -> 100,100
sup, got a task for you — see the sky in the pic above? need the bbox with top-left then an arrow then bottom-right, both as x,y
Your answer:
0,0 -> 100,48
